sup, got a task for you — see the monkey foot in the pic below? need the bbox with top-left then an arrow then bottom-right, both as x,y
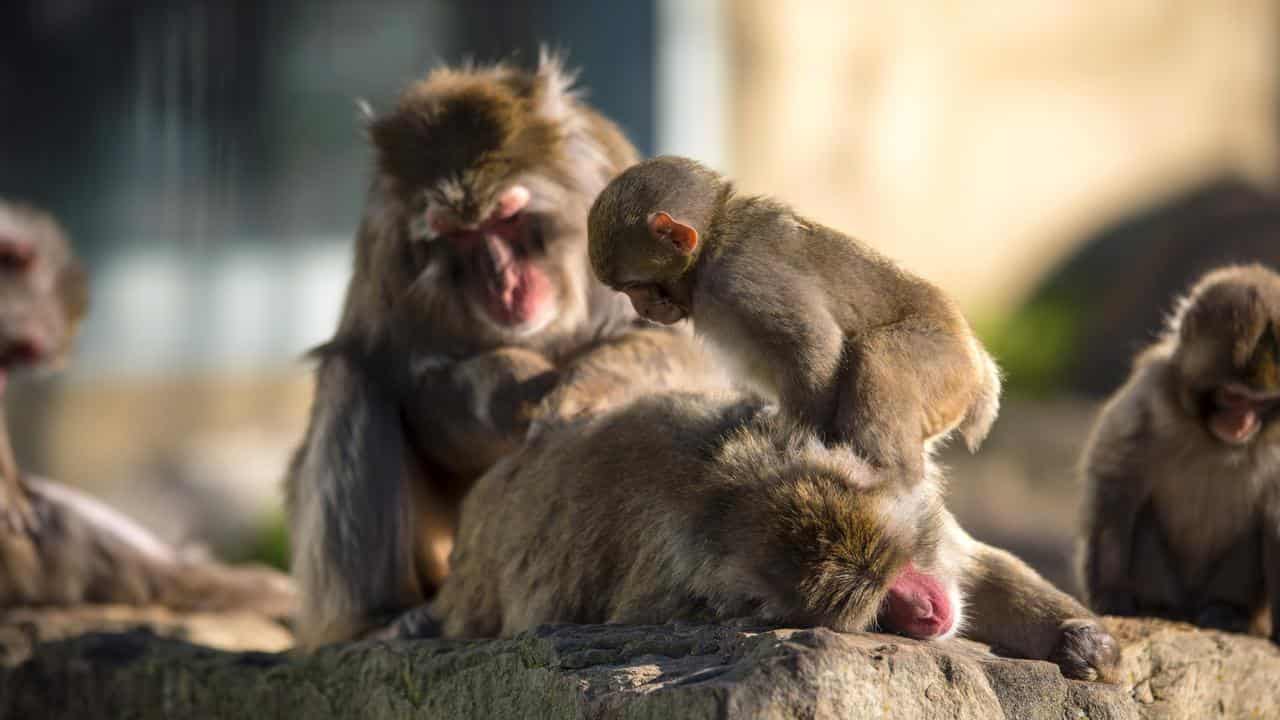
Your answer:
371,605 -> 444,641
1047,618 -> 1121,683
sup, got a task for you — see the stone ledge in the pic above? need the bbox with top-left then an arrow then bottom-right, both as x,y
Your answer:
1,614 -> 1277,719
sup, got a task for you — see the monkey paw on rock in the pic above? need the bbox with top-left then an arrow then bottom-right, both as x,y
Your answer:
1047,618 -> 1121,683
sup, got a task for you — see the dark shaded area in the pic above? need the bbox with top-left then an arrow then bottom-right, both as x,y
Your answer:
1022,177 -> 1280,397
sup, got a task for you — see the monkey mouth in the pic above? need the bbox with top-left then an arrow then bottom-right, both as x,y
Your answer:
1207,385 -> 1278,445
470,232 -> 554,330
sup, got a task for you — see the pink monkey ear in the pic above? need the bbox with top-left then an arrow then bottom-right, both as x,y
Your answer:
647,212 -> 699,256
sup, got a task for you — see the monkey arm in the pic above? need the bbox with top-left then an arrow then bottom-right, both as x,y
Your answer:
535,326 -> 723,426
1262,491 -> 1280,643
1079,396 -> 1159,614
954,522 -> 1119,682
404,347 -> 559,479
288,355 -> 423,648
0,409 -> 38,535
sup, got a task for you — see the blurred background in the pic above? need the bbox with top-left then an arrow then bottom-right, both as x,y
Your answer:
2,0 -> 1279,596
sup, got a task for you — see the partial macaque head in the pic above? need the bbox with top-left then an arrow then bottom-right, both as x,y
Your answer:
364,52 -> 635,342
1170,264 -> 1280,446
711,425 -> 960,640
588,156 -> 728,325
0,200 -> 88,386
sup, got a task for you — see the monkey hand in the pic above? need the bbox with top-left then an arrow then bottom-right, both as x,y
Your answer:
0,474 -> 39,536
1047,618 -> 1121,683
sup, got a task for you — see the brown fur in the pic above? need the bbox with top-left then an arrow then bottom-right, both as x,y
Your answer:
1080,264 -> 1280,641
285,56 -> 725,649
588,156 -> 1001,486
394,389 -> 1117,682
0,199 -> 296,617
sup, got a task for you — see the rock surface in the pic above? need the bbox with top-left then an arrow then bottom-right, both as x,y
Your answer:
2,614 -> 1279,719
0,605 -> 293,668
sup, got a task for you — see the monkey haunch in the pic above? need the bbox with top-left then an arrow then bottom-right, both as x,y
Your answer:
0,199 -> 295,616
397,392 -> 1118,682
1081,264 -> 1280,641
587,156 -> 1001,486
286,56 -> 725,649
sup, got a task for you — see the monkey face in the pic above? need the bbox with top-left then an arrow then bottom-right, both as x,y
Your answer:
0,205 -> 85,387
366,61 -> 614,345
414,183 -> 561,337
1173,265 -> 1280,446
618,283 -> 687,325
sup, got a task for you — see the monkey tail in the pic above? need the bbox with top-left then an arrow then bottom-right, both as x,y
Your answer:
958,344 -> 1002,453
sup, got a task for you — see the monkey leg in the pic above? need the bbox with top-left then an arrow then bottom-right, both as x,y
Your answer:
833,323 -> 970,484
0,413 -> 38,535
1179,527 -> 1260,632
288,354 -> 424,649
1122,508 -> 1190,618
959,530 -> 1120,683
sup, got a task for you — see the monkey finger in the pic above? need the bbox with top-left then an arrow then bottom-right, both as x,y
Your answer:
1046,619 -> 1121,683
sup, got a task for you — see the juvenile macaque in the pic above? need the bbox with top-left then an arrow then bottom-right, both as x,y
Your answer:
1081,264 -> 1280,640
393,391 -> 1117,683
287,56 -> 724,648
588,156 -> 1001,485
0,199 -> 295,616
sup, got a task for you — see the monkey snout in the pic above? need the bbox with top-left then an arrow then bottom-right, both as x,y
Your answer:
881,562 -> 955,640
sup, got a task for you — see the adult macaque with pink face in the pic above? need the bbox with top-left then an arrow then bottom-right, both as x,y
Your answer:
0,199 -> 295,616
286,55 -> 726,649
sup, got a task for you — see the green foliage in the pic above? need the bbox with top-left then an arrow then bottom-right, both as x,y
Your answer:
229,511 -> 291,572
976,292 -> 1083,399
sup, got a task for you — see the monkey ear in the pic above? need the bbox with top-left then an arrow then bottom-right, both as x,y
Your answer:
648,212 -> 699,256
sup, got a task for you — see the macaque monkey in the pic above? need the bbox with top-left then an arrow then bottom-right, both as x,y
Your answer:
587,156 -> 1001,485
390,391 -> 1118,683
0,199 -> 295,616
287,55 -> 724,648
1081,264 -> 1280,641
0,201 -> 86,533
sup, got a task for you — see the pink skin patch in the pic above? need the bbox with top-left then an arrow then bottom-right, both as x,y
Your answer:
1208,385 -> 1273,445
426,185 -> 555,328
880,562 -> 954,639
